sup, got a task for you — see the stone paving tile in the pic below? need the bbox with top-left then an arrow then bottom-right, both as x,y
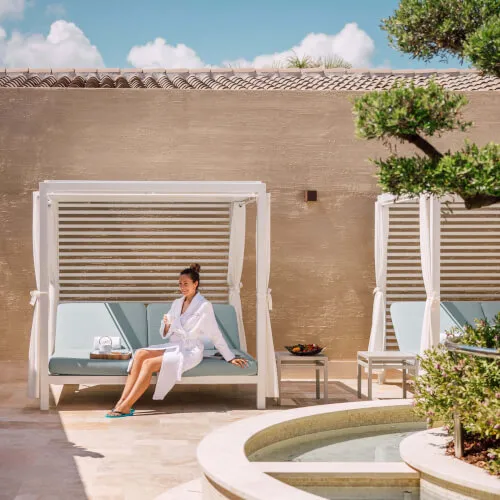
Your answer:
0,362 -> 411,499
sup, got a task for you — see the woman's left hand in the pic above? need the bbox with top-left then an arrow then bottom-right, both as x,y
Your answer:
230,357 -> 249,368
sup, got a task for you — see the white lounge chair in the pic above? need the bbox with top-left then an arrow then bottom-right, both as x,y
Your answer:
357,301 -> 459,400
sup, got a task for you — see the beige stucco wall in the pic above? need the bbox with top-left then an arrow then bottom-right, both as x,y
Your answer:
0,89 -> 499,362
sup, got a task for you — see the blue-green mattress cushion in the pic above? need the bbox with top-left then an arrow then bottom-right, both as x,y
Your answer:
50,301 -> 256,376
390,301 -> 500,355
49,348 -> 257,376
53,302 -> 149,351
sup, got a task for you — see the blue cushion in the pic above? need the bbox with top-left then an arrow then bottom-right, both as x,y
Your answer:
49,348 -> 256,376
184,349 -> 256,377
50,301 -> 251,377
146,302 -> 241,350
212,304 -> 241,350
49,351 -> 130,375
54,302 -> 148,351
480,301 -> 500,324
390,302 -> 461,354
442,301 -> 486,328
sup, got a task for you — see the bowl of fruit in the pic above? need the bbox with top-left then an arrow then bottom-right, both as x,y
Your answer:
285,343 -> 324,356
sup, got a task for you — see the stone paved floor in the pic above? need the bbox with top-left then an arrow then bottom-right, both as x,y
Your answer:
0,362 -> 412,500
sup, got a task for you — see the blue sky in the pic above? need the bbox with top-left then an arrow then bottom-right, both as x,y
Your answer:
0,0 -> 465,69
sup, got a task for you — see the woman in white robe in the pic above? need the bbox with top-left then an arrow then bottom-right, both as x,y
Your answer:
106,264 -> 248,417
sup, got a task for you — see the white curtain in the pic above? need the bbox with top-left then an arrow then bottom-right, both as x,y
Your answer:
368,200 -> 389,352
28,192 -> 41,399
227,202 -> 247,351
265,194 -> 278,398
48,283 -> 57,356
419,194 -> 441,355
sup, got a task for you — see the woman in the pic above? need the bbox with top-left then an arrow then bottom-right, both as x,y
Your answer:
106,264 -> 248,418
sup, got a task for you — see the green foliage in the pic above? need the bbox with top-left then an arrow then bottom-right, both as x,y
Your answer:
413,315 -> 500,475
319,55 -> 352,69
439,142 -> 500,198
353,80 -> 471,141
285,52 -> 352,69
464,16 -> 500,77
381,0 -> 500,76
375,142 -> 500,201
286,54 -> 315,69
352,80 -> 500,209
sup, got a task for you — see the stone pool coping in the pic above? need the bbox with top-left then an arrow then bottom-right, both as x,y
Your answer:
401,429 -> 500,498
197,399 -> 420,500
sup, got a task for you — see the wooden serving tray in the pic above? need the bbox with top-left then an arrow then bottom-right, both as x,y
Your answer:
90,351 -> 132,360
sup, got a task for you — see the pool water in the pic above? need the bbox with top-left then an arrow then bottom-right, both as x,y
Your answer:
248,422 -> 426,463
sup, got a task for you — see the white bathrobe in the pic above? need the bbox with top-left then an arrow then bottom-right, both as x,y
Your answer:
128,293 -> 235,400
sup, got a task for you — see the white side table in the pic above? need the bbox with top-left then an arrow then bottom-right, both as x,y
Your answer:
357,351 -> 417,400
275,351 -> 329,406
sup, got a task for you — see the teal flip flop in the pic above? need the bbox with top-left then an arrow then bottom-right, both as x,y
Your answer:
106,409 -> 134,418
107,408 -> 135,414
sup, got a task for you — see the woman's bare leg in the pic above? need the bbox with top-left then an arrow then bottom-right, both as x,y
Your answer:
114,349 -> 162,408
113,353 -> 164,413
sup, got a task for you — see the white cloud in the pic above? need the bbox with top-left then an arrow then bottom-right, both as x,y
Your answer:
45,3 -> 66,18
127,38 -> 206,69
0,20 -> 104,68
224,23 -> 375,68
0,0 -> 25,19
127,23 -> 375,70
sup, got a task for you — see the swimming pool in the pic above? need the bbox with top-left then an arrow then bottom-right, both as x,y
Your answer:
198,400 -> 423,499
249,422 -> 426,463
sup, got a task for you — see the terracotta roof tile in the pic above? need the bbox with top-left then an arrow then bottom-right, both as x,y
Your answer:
143,75 -> 159,89
129,76 -> 145,89
156,75 -> 175,89
170,75 -> 192,89
186,75 -> 211,89
85,76 -> 100,88
0,68 -> 498,90
227,75 -> 255,90
216,78 -> 234,90
54,75 -> 71,88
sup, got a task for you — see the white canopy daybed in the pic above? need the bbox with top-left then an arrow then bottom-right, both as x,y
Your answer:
28,181 -> 278,410
368,192 -> 442,357
368,192 -> 500,359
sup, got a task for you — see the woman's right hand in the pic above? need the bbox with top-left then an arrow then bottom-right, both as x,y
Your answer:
163,315 -> 170,334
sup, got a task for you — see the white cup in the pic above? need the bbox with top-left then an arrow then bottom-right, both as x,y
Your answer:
98,336 -> 113,353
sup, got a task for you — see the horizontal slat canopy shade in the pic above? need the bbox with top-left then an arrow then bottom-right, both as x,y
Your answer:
57,201 -> 233,303
385,201 -> 500,348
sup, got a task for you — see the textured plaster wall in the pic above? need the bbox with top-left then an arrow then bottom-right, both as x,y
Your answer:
0,89 -> 499,361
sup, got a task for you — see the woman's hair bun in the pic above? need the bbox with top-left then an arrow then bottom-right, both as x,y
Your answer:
190,263 -> 201,274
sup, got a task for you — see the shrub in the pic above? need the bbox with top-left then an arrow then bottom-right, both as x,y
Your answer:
381,0 -> 500,77
413,313 -> 500,475
352,80 -> 500,209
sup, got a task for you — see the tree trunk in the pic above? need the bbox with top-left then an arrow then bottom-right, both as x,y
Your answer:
462,194 -> 500,209
399,133 -> 443,160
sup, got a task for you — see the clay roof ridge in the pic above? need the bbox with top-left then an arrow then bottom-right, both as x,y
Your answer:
0,67 -> 486,76
1,67 -> 498,90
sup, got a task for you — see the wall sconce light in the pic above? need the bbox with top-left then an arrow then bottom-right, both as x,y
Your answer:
304,190 -> 318,202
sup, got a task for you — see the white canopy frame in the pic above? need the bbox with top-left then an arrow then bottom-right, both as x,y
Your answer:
30,181 -> 278,410
368,192 -> 442,358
